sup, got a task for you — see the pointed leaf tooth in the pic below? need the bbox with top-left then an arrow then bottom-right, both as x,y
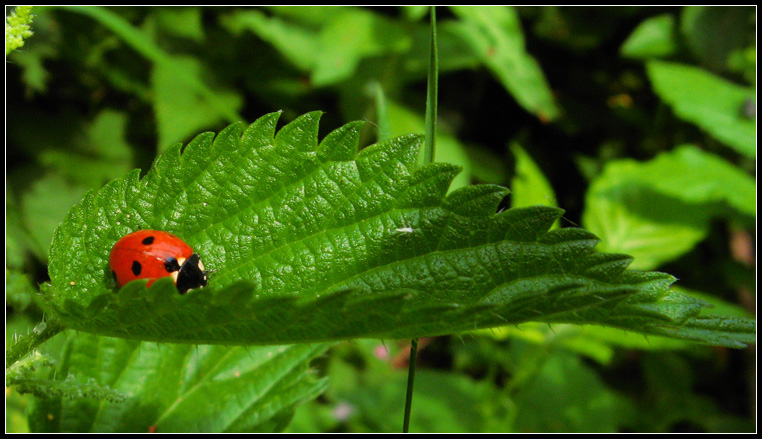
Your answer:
240,111 -> 281,150
176,128 -> 244,234
444,184 -> 511,217
317,120 -> 363,161
536,228 -> 601,270
356,134 -> 423,179
619,271 -> 677,301
581,252 -> 634,281
625,289 -> 706,323
539,226 -> 600,245
205,121 -> 245,160
333,135 -> 424,222
397,162 -> 461,208
274,111 -> 322,152
181,127 -> 225,162
495,205 -> 565,241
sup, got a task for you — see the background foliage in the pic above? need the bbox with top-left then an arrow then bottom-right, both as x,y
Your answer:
6,6 -> 756,432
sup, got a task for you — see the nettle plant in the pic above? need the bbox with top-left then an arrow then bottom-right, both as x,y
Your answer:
10,112 -> 755,432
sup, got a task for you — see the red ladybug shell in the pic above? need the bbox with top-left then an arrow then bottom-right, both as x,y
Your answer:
109,230 -> 208,294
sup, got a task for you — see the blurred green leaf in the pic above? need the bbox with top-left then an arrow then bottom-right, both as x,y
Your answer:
509,143 -> 558,211
463,145 -> 507,184
60,6 -> 242,126
20,175 -> 90,262
220,8 -> 321,72
403,6 -> 430,22
476,321 -> 694,366
222,7 -> 412,87
6,385 -> 32,433
39,109 -> 133,185
319,340 -> 505,433
312,9 -> 412,86
153,7 -> 204,42
512,351 -> 634,432
680,6 -> 755,70
152,55 -> 243,150
634,353 -> 755,432
373,82 -> 392,143
6,270 -> 38,313
29,332 -> 329,432
358,369 -> 502,432
727,46 -> 756,87
450,6 -> 560,122
620,13 -> 677,59
9,46 -> 52,94
13,110 -> 133,261
647,60 -> 755,157
583,144 -> 755,269
6,193 -> 32,269
634,145 -> 755,217
265,5 -> 350,28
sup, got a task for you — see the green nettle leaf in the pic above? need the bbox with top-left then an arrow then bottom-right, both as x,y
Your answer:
29,332 -> 328,433
43,112 -> 754,348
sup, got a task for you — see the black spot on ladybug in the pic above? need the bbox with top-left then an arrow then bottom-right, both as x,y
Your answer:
141,236 -> 155,245
111,270 -> 118,282
131,260 -> 142,276
164,257 -> 181,273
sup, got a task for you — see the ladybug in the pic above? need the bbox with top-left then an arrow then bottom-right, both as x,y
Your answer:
109,230 -> 208,294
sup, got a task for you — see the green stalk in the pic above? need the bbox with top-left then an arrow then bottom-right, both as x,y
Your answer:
6,319 -> 65,366
404,6 -> 438,433
422,6 -> 439,165
402,338 -> 420,432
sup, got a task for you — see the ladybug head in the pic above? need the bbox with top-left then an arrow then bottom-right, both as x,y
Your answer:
175,253 -> 209,294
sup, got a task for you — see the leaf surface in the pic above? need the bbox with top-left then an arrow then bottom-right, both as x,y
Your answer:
44,112 -> 754,348
29,332 -> 328,432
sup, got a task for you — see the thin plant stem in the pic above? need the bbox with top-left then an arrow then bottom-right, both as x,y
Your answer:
404,6 -> 438,433
402,337 -> 419,432
422,6 -> 439,165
